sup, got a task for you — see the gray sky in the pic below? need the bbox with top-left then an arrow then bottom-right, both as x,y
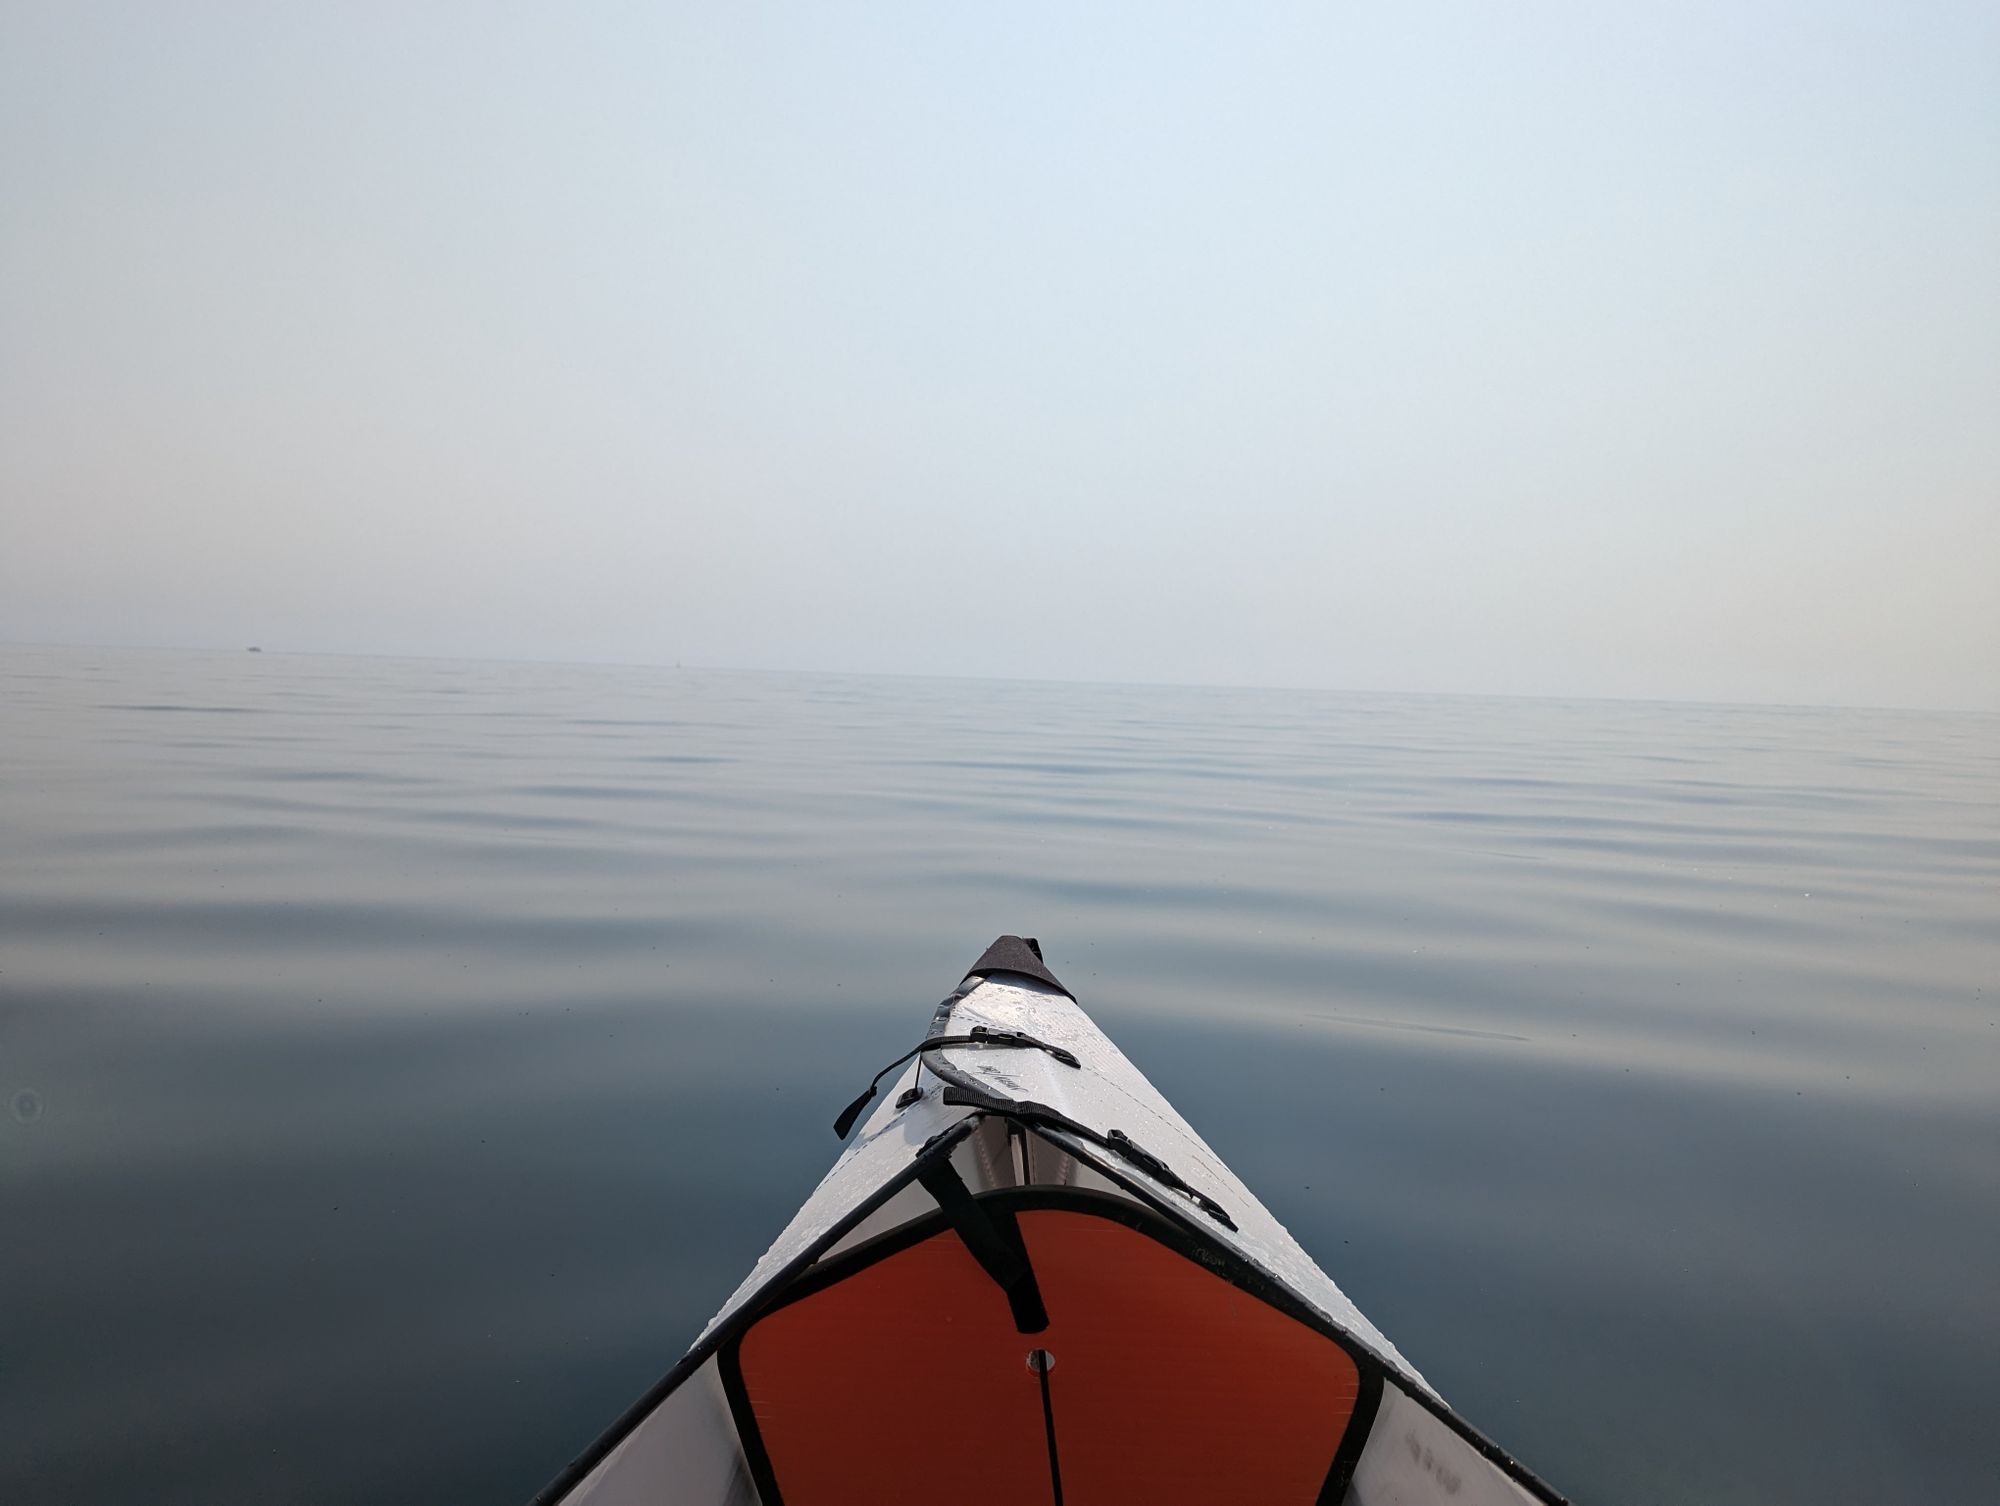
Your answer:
4,3 -> 1996,709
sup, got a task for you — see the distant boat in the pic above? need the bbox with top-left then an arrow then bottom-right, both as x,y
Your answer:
246,646 -> 262,653
530,935 -> 1565,1506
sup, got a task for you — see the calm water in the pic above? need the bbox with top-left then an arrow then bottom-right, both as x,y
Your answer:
3,646 -> 1995,1504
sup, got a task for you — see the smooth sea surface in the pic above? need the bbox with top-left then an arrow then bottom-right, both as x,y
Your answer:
2,645 -> 1995,1505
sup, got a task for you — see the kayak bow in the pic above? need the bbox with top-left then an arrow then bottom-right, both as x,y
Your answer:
532,936 -> 1564,1506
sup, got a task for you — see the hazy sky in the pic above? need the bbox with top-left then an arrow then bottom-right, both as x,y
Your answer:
3,3 -> 1996,708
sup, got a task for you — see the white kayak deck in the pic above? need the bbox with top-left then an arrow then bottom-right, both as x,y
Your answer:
535,942 -> 1561,1506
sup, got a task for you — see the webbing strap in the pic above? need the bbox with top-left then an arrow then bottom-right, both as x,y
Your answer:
916,1159 -> 1050,1335
832,1028 -> 1080,1139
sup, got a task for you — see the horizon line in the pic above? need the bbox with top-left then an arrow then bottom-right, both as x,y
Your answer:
2,633 -> 1992,719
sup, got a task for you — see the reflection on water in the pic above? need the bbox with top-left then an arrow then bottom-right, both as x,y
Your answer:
2,646 -> 1995,1504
